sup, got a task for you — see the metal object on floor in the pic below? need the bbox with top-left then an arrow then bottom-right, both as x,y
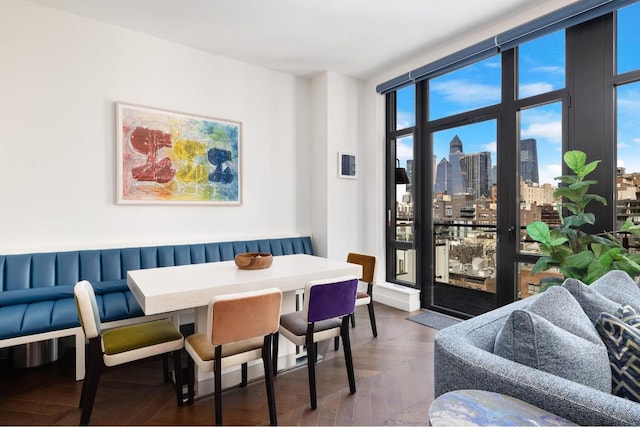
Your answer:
12,339 -> 59,368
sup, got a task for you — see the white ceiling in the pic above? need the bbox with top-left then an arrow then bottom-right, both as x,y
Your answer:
26,0 -> 560,79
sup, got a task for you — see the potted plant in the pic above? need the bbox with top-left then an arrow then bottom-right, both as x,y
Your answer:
525,150 -> 640,287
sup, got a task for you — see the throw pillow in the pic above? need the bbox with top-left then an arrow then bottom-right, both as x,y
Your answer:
617,304 -> 640,326
592,270 -> 640,312
595,306 -> 640,402
526,286 -> 603,345
562,278 -> 622,322
495,309 -> 611,392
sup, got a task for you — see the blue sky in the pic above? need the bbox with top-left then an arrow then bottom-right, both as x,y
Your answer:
396,2 -> 640,188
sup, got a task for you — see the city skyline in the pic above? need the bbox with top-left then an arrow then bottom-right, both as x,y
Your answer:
395,2 -> 640,190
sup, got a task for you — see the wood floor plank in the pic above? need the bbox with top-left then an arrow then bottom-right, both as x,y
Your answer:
0,303 -> 438,425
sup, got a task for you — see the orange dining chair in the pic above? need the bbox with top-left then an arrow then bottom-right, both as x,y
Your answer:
74,280 -> 184,425
184,288 -> 282,426
273,275 -> 358,409
335,253 -> 377,350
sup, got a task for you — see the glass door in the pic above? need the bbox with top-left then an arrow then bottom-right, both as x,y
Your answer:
430,120 -> 499,316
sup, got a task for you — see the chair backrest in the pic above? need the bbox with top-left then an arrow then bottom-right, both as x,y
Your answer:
208,287 -> 282,346
347,252 -> 375,284
303,276 -> 358,323
74,280 -> 101,339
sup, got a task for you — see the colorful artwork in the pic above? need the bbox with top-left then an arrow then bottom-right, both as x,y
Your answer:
116,103 -> 241,204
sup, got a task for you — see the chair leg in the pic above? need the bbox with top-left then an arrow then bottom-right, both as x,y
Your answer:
334,336 -> 340,351
187,355 -> 195,405
172,349 -> 184,406
79,342 -> 91,408
272,332 -> 279,377
80,339 -> 103,425
341,317 -> 356,394
214,345 -> 223,426
162,353 -> 170,382
306,324 -> 318,409
367,285 -> 377,337
367,302 -> 378,337
240,363 -> 248,387
350,312 -> 356,328
262,335 -> 278,426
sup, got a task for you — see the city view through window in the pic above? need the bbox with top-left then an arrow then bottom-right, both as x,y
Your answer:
393,3 -> 640,301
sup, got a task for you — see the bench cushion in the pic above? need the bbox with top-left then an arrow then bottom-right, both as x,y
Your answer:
0,237 -> 313,340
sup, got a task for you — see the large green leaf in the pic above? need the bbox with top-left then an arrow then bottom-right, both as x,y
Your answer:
581,160 -> 601,178
565,251 -> 595,269
531,257 -> 559,274
564,150 -> 586,173
598,247 -> 624,267
581,194 -> 607,207
584,262 -> 609,284
621,218 -> 640,234
526,221 -> 551,244
554,187 -> 582,203
555,175 -> 578,185
563,213 -> 595,228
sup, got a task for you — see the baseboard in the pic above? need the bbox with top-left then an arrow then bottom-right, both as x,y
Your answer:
373,282 -> 421,312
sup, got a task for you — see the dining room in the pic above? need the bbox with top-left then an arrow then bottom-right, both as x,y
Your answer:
0,301 -> 436,425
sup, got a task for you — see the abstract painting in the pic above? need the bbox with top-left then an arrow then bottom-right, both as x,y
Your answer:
116,103 -> 241,204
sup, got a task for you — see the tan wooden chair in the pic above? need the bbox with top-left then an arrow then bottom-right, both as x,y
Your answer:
335,253 -> 377,350
184,287 -> 282,426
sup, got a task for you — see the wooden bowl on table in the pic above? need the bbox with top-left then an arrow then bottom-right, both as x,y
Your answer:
234,252 -> 273,270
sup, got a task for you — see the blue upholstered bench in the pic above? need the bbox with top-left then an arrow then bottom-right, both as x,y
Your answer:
0,236 -> 313,380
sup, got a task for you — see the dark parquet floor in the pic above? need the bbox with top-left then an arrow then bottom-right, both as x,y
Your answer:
0,303 -> 437,425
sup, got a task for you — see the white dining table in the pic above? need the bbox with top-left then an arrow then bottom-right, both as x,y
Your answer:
126,253 -> 362,396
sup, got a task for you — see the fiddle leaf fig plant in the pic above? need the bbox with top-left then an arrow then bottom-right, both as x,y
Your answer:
526,150 -> 640,287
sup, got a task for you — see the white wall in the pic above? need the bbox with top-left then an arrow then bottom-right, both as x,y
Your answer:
0,0 -> 314,253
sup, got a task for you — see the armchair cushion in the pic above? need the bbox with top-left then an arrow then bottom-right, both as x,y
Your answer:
495,308 -> 611,392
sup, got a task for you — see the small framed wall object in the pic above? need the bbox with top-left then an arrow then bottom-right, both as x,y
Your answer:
338,152 -> 357,179
116,103 -> 242,205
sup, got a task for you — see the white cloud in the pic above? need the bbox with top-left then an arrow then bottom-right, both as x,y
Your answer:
539,163 -> 562,187
634,137 -> 640,143
430,79 -> 500,105
521,120 -> 562,144
519,82 -> 554,98
396,111 -> 414,129
530,66 -> 564,74
482,141 -> 497,153
396,138 -> 413,164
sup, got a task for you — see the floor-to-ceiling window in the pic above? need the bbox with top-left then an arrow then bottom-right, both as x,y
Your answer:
385,3 -> 638,317
615,2 -> 640,250
387,86 -> 417,288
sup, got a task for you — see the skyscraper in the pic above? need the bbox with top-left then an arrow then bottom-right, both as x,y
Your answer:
449,135 -> 467,194
520,138 -> 539,183
461,151 -> 492,198
434,158 -> 450,194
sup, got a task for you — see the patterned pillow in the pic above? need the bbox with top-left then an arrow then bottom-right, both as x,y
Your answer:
595,305 -> 640,402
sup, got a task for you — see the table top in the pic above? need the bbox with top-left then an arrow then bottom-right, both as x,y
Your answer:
429,389 -> 577,426
127,254 -> 362,315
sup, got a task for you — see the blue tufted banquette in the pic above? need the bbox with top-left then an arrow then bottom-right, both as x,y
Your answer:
0,237 -> 313,342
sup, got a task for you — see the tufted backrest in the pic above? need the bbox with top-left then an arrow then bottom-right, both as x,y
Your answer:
0,237 -> 313,292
